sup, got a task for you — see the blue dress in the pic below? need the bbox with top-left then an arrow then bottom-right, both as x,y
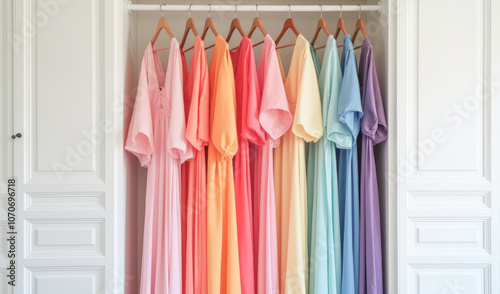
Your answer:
338,34 -> 363,294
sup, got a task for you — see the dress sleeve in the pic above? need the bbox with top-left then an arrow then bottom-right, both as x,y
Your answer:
186,43 -> 210,151
259,44 -> 293,144
167,44 -> 193,163
292,48 -> 323,142
326,49 -> 352,149
360,48 -> 388,145
124,56 -> 154,167
338,50 -> 363,141
211,48 -> 238,159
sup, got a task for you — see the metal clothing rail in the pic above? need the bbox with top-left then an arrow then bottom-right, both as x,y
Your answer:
128,2 -> 382,14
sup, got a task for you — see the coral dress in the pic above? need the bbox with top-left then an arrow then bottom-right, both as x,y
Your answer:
125,39 -> 192,294
180,35 -> 209,294
206,35 -> 241,294
274,34 -> 323,294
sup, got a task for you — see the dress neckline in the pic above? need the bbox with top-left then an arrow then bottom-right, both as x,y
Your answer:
150,38 -> 178,90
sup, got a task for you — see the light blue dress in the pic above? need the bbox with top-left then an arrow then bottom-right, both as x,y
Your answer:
307,35 -> 351,294
338,34 -> 363,294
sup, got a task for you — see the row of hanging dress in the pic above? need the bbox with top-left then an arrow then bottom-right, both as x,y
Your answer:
125,26 -> 387,294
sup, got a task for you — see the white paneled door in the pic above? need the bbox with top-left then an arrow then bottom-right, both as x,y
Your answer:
4,0 -> 125,293
396,0 -> 500,293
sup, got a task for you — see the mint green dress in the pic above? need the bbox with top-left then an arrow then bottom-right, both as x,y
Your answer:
307,35 -> 351,294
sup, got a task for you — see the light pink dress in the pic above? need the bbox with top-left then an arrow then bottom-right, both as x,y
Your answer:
125,39 -> 192,294
254,35 -> 293,294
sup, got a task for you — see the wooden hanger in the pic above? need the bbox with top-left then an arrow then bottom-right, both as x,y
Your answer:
152,4 -> 174,52
247,5 -> 267,47
336,5 -> 364,50
226,5 -> 245,43
180,5 -> 199,50
352,5 -> 368,44
275,5 -> 300,50
312,5 -> 332,51
333,5 -> 348,40
200,4 -> 219,50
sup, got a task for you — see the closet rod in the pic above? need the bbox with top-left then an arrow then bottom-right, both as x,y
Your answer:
128,2 -> 382,14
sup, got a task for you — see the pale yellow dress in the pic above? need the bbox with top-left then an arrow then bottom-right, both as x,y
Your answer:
273,34 -> 323,294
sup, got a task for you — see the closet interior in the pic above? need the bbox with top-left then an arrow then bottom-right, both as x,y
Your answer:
123,1 -> 391,293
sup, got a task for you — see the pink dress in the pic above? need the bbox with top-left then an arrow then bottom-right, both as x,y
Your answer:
230,35 -> 266,294
180,36 -> 210,294
254,34 -> 293,294
125,39 -> 192,294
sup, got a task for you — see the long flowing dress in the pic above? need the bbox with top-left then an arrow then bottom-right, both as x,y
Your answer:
230,35 -> 266,294
358,37 -> 388,294
125,39 -> 193,294
254,34 -> 293,294
274,34 -> 323,294
180,35 -> 209,294
337,34 -> 363,294
308,35 -> 349,294
206,35 -> 241,294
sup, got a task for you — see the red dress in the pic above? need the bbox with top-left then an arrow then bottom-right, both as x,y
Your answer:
230,35 -> 266,294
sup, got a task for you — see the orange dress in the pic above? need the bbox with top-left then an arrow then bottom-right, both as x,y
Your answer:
207,35 -> 241,294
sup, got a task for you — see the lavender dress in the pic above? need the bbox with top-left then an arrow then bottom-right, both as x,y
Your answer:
358,37 -> 388,294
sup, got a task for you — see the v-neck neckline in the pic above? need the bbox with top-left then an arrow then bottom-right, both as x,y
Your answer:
151,40 -> 174,90
275,34 -> 304,83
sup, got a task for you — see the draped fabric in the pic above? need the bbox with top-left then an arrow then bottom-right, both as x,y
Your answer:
126,30 -> 387,294
338,34 -> 363,294
180,35 -> 209,294
308,35 -> 348,294
358,37 -> 388,294
125,39 -> 192,294
206,35 -> 241,294
274,34 -> 323,294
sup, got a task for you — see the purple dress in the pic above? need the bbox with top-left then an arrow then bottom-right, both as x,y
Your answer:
358,37 -> 388,294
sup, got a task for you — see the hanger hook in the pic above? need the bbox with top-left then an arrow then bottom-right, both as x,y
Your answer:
160,3 -> 165,17
256,4 -> 258,18
288,4 -> 291,19
208,4 -> 211,17
319,4 -> 323,19
339,4 -> 343,18
189,4 -> 192,18
358,4 -> 362,19
234,4 -> 237,19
